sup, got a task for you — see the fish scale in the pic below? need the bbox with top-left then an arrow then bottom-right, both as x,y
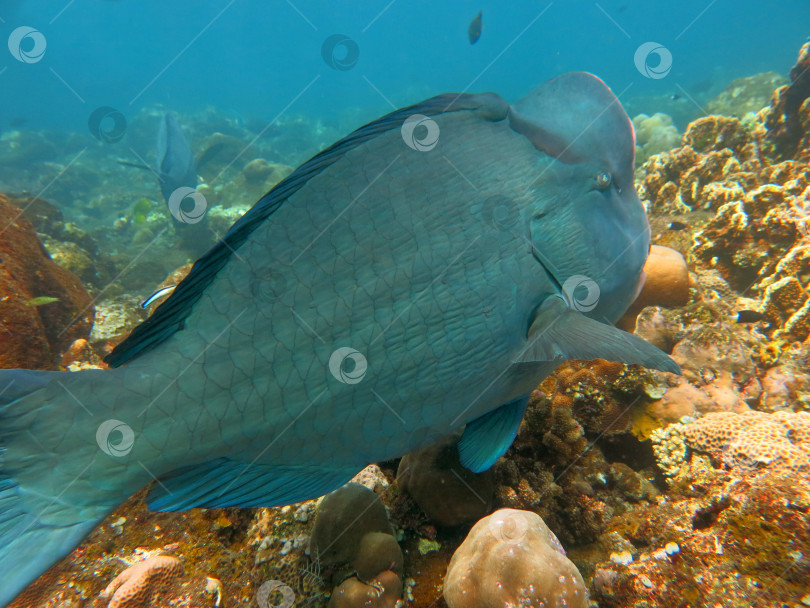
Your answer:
0,74 -> 682,606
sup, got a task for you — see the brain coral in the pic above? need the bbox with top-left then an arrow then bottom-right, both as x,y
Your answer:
683,410 -> 810,472
443,509 -> 588,608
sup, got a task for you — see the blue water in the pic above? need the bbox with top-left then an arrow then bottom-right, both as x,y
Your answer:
1,0 -> 807,136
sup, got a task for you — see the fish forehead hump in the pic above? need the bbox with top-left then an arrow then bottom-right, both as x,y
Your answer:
509,72 -> 636,187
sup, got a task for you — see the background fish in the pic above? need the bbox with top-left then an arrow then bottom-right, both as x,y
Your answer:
0,72 -> 677,606
468,10 -> 482,45
157,112 -> 198,203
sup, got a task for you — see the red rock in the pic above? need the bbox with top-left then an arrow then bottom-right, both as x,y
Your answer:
0,194 -> 93,369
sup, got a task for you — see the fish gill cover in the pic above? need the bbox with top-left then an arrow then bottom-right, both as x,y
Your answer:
0,2 -> 809,608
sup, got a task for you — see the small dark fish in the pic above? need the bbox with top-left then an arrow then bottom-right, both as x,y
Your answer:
157,113 -> 198,203
736,310 -> 764,323
468,11 -> 482,45
668,221 -> 687,231
670,93 -> 681,101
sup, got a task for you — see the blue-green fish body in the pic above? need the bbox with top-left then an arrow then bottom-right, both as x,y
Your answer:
0,73 -> 677,605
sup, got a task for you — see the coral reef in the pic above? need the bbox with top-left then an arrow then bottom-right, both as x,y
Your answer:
8,46 -> 810,608
706,72 -> 787,118
492,386 -> 659,546
99,555 -> 183,608
632,113 -> 681,165
444,508 -> 588,608
764,42 -> 810,158
638,81 -> 810,342
0,194 -> 93,368
591,471 -> 810,607
396,434 -> 494,527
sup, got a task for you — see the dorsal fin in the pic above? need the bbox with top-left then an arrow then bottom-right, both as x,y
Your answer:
105,92 -> 508,367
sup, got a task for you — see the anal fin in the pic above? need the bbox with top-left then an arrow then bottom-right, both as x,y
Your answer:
148,458 -> 359,510
458,396 -> 529,473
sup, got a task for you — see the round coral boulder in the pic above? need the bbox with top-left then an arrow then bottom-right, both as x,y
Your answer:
444,509 -> 588,608
397,435 -> 493,527
618,245 -> 689,331
311,483 -> 401,581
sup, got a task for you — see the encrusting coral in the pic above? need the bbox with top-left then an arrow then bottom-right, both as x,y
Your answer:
683,410 -> 810,472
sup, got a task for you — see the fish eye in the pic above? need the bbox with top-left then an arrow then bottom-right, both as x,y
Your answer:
595,171 -> 612,190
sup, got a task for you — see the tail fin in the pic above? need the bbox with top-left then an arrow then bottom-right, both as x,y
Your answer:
0,369 -> 116,607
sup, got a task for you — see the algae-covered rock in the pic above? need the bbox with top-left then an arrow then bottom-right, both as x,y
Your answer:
0,194 -> 94,368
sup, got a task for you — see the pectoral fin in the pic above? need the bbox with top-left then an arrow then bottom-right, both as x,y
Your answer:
458,396 -> 529,473
516,296 -> 680,374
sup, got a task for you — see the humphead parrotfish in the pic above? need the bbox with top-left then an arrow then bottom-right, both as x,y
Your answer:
0,72 -> 678,605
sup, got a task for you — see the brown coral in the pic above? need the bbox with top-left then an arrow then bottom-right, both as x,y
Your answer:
99,555 -> 182,608
397,435 -> 494,527
327,570 -> 402,608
